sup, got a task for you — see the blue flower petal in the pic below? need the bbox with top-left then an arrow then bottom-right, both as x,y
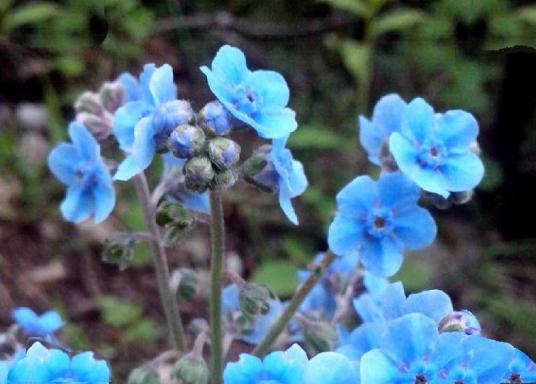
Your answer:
507,349 -> 536,382
394,206 -> 436,250
39,311 -> 64,334
436,110 -> 479,154
279,184 -> 299,225
360,348 -> 401,384
305,352 -> 360,384
223,354 -> 263,384
92,179 -> 116,223
207,45 -> 249,85
401,97 -> 435,144
47,143 -> 80,186
139,63 -> 157,105
116,72 -> 140,102
251,108 -> 298,139
68,121 -> 98,161
441,152 -> 484,192
360,235 -> 404,277
246,70 -> 290,109
328,216 -> 364,256
60,187 -> 93,223
149,64 -> 177,105
378,172 -> 420,209
358,116 -> 382,165
335,176 -> 378,218
113,101 -> 153,152
402,290 -> 453,323
71,352 -> 111,382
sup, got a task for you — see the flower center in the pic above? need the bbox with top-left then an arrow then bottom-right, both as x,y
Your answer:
234,85 -> 260,115
75,162 -> 97,190
414,374 -> 427,384
373,217 -> 386,229
429,147 -> 439,157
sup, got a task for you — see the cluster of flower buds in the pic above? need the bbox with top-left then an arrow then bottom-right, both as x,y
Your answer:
74,82 -> 125,141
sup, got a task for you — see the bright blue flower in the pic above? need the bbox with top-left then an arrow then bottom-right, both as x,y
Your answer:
390,97 -> 485,198
201,45 -> 297,139
305,351 -> 360,384
12,307 -> 63,338
223,344 -> 308,384
505,349 -> 536,383
48,122 -> 115,224
269,136 -> 308,225
161,153 -> 210,214
360,313 -> 513,384
7,342 -> 110,383
328,172 -> 436,277
359,94 -> 406,166
221,284 -> 284,345
113,63 -> 184,181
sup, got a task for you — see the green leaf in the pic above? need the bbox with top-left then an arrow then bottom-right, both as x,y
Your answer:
96,296 -> 143,328
339,40 -> 371,85
318,0 -> 370,17
371,8 -> 425,37
4,2 -> 59,32
515,5 -> 536,25
251,261 -> 298,297
125,319 -> 163,344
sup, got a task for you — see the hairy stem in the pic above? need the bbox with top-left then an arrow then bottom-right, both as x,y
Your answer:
133,173 -> 186,351
209,190 -> 225,384
252,250 -> 336,357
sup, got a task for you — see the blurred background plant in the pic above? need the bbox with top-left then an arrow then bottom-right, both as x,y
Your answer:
0,0 -> 535,380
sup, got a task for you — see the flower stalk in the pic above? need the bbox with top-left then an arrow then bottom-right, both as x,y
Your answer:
133,172 -> 186,351
252,250 -> 336,357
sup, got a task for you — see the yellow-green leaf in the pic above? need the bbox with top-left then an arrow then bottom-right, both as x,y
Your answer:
371,8 -> 425,37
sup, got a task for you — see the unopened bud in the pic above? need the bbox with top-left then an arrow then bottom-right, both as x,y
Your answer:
177,269 -> 199,300
102,232 -> 135,271
199,100 -> 233,136
153,100 -> 194,151
239,283 -> 272,318
99,82 -> 125,113
167,124 -> 206,159
242,145 -> 279,193
127,366 -> 160,384
184,157 -> 215,193
156,201 -> 194,229
303,320 -> 338,353
74,92 -> 104,116
172,354 -> 209,384
208,137 -> 241,170
210,169 -> 238,191
438,310 -> 481,336
76,112 -> 112,141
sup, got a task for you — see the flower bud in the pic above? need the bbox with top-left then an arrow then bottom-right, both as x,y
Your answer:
168,124 -> 206,159
210,169 -> 238,191
99,81 -> 125,113
153,100 -> 194,151
74,91 -> 104,116
438,310 -> 481,336
128,367 -> 160,384
199,100 -> 233,135
184,157 -> 215,193
76,112 -> 113,141
207,137 -> 241,170
176,269 -> 199,300
172,354 -> 209,384
239,283 -> 272,319
156,201 -> 194,229
102,233 -> 135,271
242,145 -> 279,193
449,190 -> 474,205
303,320 -> 338,353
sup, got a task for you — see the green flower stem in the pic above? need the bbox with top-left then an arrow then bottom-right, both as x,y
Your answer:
209,190 -> 225,384
252,250 -> 336,357
133,172 -> 186,351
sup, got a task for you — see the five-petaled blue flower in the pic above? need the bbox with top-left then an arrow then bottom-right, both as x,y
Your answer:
224,344 -> 308,384
113,63 -> 192,181
389,97 -> 485,198
328,172 -> 436,277
48,122 -> 115,224
7,342 -> 110,384
201,45 -> 297,139
12,307 -> 63,339
270,136 -> 308,225
359,93 -> 406,166
360,313 -> 513,384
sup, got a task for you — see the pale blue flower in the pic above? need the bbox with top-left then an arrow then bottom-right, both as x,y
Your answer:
7,342 -> 110,383
224,344 -> 308,384
12,307 -> 63,338
359,93 -> 406,165
201,45 -> 297,139
390,97 -> 485,198
113,63 -> 185,181
48,122 -> 115,224
328,172 -> 436,277
305,351 -> 360,384
270,136 -> 308,225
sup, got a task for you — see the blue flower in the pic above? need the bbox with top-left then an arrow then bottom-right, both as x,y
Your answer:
360,313 -> 513,384
328,172 -> 436,277
223,344 -> 308,384
12,307 -> 63,338
221,284 -> 284,345
161,153 -> 210,214
304,351 -> 360,384
113,63 -> 188,181
269,136 -> 308,225
359,94 -> 406,166
505,349 -> 536,383
201,45 -> 297,139
7,342 -> 110,383
116,72 -> 141,103
48,122 -> 115,224
390,97 -> 485,198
